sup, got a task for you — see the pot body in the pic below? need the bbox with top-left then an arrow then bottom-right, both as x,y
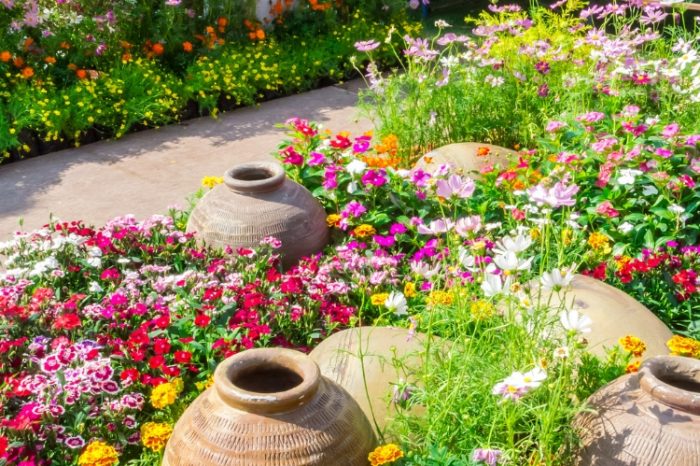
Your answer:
163,348 -> 376,466
575,356 -> 700,466
187,162 -> 329,268
414,142 -> 517,174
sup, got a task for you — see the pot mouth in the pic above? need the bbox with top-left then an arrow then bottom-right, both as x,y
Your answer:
214,348 -> 320,414
639,356 -> 700,415
224,162 -> 286,193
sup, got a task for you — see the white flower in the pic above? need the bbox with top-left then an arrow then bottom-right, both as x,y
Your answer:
434,19 -> 451,28
521,367 -> 547,388
560,309 -> 592,334
493,233 -> 533,255
89,282 -> 103,293
618,222 -> 634,234
385,291 -> 408,316
410,261 -> 440,279
345,159 -> 367,175
669,204 -> 686,215
642,185 -> 658,196
617,169 -> 642,185
481,272 -> 511,297
540,267 -> 575,291
87,257 -> 102,268
553,346 -> 570,359
493,251 -> 533,272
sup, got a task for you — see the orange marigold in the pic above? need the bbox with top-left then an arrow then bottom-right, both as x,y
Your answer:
12,56 -> 24,68
182,41 -> 193,52
625,360 -> 641,374
256,28 -> 265,40
76,69 -> 87,80
0,51 -> 10,62
152,43 -> 165,56
476,146 -> 491,157
21,67 -> 33,78
667,335 -> 700,358
44,56 -> 56,64
619,335 -> 646,357
368,444 -> 404,466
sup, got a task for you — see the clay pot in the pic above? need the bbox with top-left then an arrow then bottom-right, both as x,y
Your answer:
575,356 -> 700,465
187,161 -> 329,268
309,326 -> 434,433
536,275 -> 672,358
163,348 -> 376,466
414,142 -> 517,175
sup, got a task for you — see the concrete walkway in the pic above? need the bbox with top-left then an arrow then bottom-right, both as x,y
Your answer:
0,81 -> 371,239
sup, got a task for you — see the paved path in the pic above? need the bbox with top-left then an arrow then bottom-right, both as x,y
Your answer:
0,81 -> 371,239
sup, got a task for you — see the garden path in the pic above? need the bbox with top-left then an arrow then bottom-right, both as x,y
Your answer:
0,81 -> 370,239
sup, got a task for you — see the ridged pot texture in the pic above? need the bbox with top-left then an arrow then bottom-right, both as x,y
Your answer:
187,162 -> 329,269
163,348 -> 376,466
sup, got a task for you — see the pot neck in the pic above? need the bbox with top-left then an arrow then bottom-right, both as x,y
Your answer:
214,348 -> 321,414
639,356 -> 700,415
224,162 -> 286,194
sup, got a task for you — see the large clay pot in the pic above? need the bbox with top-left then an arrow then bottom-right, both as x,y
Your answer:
164,348 -> 376,466
575,356 -> 700,465
187,161 -> 329,268
537,275 -> 672,358
309,326 -> 434,433
414,142 -> 517,175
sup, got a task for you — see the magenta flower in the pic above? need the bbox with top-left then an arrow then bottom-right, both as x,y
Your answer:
280,146 -> 303,165
577,111 -> 605,124
353,136 -> 371,154
389,223 -> 407,235
354,40 -> 380,52
343,201 -> 366,218
361,169 -> 387,187
535,60 -> 550,75
308,151 -> 326,166
661,123 -> 680,139
435,174 -> 475,199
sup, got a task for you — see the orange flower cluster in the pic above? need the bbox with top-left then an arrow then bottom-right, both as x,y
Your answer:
309,0 -> 333,10
120,41 -> 132,62
244,19 -> 266,41
619,335 -> 646,357
368,444 -> 404,466
142,40 -> 165,59
196,25 -> 226,49
667,335 -> 700,358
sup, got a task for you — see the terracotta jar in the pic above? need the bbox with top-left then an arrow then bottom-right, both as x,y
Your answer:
187,161 -> 329,268
414,142 -> 517,175
163,348 -> 376,466
309,326 -> 436,434
535,274 -> 672,358
575,356 -> 700,465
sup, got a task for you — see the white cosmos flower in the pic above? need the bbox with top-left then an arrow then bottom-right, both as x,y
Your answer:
493,233 -> 533,255
540,267 -> 575,291
481,272 -> 511,297
553,346 -> 570,359
410,261 -> 440,279
385,291 -> 408,316
493,251 -> 533,272
560,309 -> 592,334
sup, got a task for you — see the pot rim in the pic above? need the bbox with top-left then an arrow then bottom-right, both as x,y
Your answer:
639,355 -> 700,415
214,348 -> 321,414
224,161 -> 286,193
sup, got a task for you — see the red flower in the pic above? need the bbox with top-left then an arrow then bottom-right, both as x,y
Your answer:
0,436 -> 6,456
174,350 -> 192,364
194,313 -> 211,328
100,268 -> 120,281
120,368 -> 139,384
148,355 -> 165,369
53,313 -> 81,331
152,338 -> 171,355
153,314 -> 170,330
163,365 -> 181,377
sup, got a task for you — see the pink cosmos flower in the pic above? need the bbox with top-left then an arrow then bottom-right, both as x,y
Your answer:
595,201 -> 620,218
435,174 -> 475,199
545,120 -> 567,132
354,40 -> 380,52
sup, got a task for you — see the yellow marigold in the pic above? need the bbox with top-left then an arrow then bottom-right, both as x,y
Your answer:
561,228 -> 572,246
201,176 -> 223,189
326,213 -> 341,228
77,441 -> 119,466
667,335 -> 700,358
530,227 -> 541,240
427,290 -> 453,307
615,255 -> 632,269
371,292 -> 389,306
588,232 -> 611,254
151,380 -> 179,409
195,376 -> 214,392
353,224 -> 376,238
368,443 -> 404,466
403,282 -> 416,298
470,300 -> 495,321
625,360 -> 641,374
619,335 -> 646,357
141,422 -> 173,452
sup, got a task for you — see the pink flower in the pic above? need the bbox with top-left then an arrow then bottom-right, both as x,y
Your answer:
435,174 -> 475,198
545,120 -> 567,132
661,122 -> 680,139
354,40 -> 380,52
596,201 -> 620,218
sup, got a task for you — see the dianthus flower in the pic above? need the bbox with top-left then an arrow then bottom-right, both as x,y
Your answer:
619,335 -> 646,357
141,422 -> 173,452
368,443 -> 404,466
77,440 -> 119,466
667,335 -> 700,358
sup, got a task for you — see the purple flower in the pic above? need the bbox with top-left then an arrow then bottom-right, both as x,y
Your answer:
354,40 -> 380,52
472,448 -> 503,465
410,168 -> 431,187
361,169 -> 387,187
435,174 -> 475,198
538,83 -> 550,97
343,201 -> 366,218
655,147 -> 673,158
404,37 -> 439,60
577,111 -> 605,124
64,436 -> 86,449
95,43 -> 107,56
535,60 -> 550,75
389,223 -> 407,235
373,235 -> 396,248
308,151 -> 326,166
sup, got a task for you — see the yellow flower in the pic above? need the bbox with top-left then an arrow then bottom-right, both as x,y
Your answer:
403,282 -> 416,298
151,380 -> 180,409
371,292 -> 389,306
201,176 -> 223,189
353,224 -> 376,238
561,228 -> 572,246
667,335 -> 700,358
530,227 -> 541,240
427,290 -> 453,307
326,213 -> 341,228
619,335 -> 646,357
470,300 -> 495,321
77,441 -> 119,466
195,376 -> 214,392
141,422 -> 173,452
625,360 -> 641,374
588,232 -> 611,254
368,443 -> 404,466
